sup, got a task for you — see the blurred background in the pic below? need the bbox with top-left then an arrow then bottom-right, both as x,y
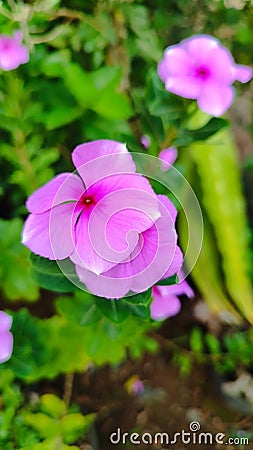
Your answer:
1,0 -> 253,449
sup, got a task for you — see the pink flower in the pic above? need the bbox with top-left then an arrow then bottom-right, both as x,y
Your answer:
151,272 -> 194,321
158,34 -> 252,116
140,135 -> 151,149
125,375 -> 144,395
0,31 -> 29,71
0,311 -> 13,363
22,140 -> 183,299
159,147 -> 177,171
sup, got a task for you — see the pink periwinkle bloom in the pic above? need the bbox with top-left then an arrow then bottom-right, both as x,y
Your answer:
0,31 -> 29,71
159,147 -> 178,171
151,272 -> 194,321
140,135 -> 151,149
22,140 -> 183,299
0,311 -> 13,364
158,34 -> 252,116
126,376 -> 144,396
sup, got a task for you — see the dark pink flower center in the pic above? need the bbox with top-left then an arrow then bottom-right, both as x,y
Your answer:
1,40 -> 12,51
79,194 -> 95,206
195,65 -> 210,80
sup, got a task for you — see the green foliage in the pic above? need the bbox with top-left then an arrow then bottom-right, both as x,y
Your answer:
0,219 -> 39,301
30,254 -> 156,322
22,394 -> 95,448
184,326 -> 253,375
0,372 -> 94,450
190,129 -> 253,323
3,307 -> 157,381
30,254 -> 79,293
1,3 -> 253,437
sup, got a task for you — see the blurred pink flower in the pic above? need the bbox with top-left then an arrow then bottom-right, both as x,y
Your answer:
158,34 -> 252,116
151,272 -> 194,321
22,140 -> 183,299
0,311 -> 13,363
140,135 -> 151,149
125,375 -> 144,395
159,147 -> 177,171
0,31 -> 29,71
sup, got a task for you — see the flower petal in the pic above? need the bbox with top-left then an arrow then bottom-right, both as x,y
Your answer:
84,195 -> 179,298
161,245 -> 184,279
0,332 -> 13,363
159,147 -> 177,171
74,195 -> 183,299
72,140 -> 136,187
130,196 -> 182,290
0,34 -> 29,71
158,46 -> 193,81
22,203 -> 79,260
197,81 -> 234,116
71,172 -> 160,274
151,289 -> 181,320
207,46 -> 235,84
26,173 -> 84,214
70,209 -> 117,275
0,311 -> 12,331
183,35 -> 219,63
165,75 -> 201,99
88,174 -> 160,266
233,64 -> 253,83
75,264 -> 132,299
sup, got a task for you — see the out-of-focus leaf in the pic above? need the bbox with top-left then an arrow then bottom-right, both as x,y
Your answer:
40,394 -> 67,420
0,219 -> 39,301
61,413 -> 95,444
56,292 -> 102,326
30,254 -> 78,293
156,274 -> 178,286
62,63 -> 97,108
190,129 -> 253,323
190,327 -> 204,353
95,298 -> 129,323
25,413 -> 59,439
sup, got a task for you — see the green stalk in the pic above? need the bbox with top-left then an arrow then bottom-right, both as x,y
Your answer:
190,129 -> 253,324
177,154 -> 241,323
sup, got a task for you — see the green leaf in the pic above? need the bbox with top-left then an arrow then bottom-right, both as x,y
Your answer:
40,394 -> 67,420
42,106 -> 82,131
31,148 -> 59,172
6,309 -> 46,379
30,254 -> 78,293
62,63 -> 97,108
91,66 -> 133,120
156,274 -> 178,286
123,288 -> 152,305
25,413 -> 59,439
122,302 -> 150,320
205,333 -> 221,355
190,327 -> 204,354
0,219 -> 39,301
118,288 -> 152,320
189,117 -> 229,141
41,50 -> 72,78
56,292 -> 102,326
93,89 -> 133,120
95,298 -> 129,323
61,413 -> 95,444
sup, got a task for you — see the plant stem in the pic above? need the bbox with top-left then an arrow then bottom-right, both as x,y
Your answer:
63,373 -> 74,407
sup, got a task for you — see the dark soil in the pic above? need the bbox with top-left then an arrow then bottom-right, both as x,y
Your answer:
73,350 -> 253,450
68,301 -> 253,450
